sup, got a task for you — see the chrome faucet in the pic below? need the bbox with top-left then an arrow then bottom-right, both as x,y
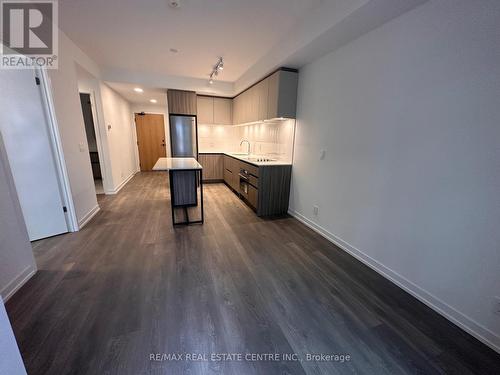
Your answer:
240,139 -> 251,155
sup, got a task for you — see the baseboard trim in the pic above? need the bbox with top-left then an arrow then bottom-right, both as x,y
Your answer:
78,205 -> 100,229
288,208 -> 500,354
1,264 -> 37,302
105,170 -> 137,195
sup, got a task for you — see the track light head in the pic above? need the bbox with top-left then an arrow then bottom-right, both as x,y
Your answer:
208,57 -> 224,84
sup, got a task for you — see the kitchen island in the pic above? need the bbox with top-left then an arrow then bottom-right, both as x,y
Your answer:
153,157 -> 203,226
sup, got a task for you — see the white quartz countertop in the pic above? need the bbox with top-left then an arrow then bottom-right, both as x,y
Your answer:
199,152 -> 292,166
153,157 -> 203,171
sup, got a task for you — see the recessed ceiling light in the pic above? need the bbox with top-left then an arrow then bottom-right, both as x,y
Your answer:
150,99 -> 157,103
169,48 -> 179,53
134,87 -> 144,93
168,0 -> 181,9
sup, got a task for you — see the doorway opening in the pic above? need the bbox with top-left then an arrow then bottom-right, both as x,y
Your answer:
80,93 -> 104,194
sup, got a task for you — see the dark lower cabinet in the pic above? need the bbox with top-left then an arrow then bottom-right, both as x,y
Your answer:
171,170 -> 197,206
223,167 -> 233,186
247,184 -> 258,209
256,165 -> 292,216
199,154 -> 224,181
223,155 -> 239,191
222,154 -> 291,216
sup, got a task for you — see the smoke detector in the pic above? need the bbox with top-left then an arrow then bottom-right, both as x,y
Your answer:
169,0 -> 181,8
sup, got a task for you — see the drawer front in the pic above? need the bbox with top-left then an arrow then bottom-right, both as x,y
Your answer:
240,161 -> 259,177
223,167 -> 233,185
231,170 -> 240,191
248,174 -> 259,188
224,155 -> 233,172
248,184 -> 258,209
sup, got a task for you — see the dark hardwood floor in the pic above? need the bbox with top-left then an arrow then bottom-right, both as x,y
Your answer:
6,172 -> 500,374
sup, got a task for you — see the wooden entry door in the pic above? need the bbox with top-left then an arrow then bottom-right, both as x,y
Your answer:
135,113 -> 166,171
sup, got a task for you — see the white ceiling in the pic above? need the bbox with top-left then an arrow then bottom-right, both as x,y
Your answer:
59,0 -> 323,83
62,0 -> 428,100
104,82 -> 167,106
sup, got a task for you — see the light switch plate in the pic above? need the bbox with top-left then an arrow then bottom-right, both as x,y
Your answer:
320,149 -> 326,160
78,142 -> 86,152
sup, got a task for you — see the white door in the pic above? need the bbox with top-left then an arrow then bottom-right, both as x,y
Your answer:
0,69 -> 68,241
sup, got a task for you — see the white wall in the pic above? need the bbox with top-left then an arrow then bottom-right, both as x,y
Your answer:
290,0 -> 500,352
100,83 -> 138,192
0,134 -> 36,301
50,31 -> 138,206
0,299 -> 27,375
47,32 -> 100,225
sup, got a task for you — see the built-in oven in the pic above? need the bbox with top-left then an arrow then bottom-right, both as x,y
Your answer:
239,167 -> 259,210
239,168 -> 250,195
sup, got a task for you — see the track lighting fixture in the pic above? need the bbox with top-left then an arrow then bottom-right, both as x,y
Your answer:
209,57 -> 224,85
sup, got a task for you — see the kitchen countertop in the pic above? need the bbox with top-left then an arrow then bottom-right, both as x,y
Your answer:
153,157 -> 203,171
199,152 -> 292,167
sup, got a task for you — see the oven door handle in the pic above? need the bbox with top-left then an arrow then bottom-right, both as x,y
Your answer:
238,173 -> 249,181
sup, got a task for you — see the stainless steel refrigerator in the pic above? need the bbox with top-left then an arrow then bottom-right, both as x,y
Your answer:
169,115 -> 198,158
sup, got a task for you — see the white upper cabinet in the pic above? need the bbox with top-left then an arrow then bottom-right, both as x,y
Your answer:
239,89 -> 251,124
232,94 -> 242,125
232,69 -> 298,125
267,70 -> 298,120
197,96 -> 233,125
200,69 -> 298,126
256,79 -> 269,121
248,85 -> 259,123
213,98 -> 232,125
197,96 -> 214,124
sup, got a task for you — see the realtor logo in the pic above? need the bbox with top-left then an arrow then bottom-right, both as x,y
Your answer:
1,0 -> 58,68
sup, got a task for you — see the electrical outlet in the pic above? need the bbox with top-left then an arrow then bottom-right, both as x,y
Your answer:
313,205 -> 319,216
493,297 -> 500,315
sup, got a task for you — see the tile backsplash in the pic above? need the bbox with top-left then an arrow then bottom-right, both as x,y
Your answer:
198,119 -> 296,162
197,124 -> 238,153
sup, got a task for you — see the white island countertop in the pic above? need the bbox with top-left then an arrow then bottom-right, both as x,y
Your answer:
153,157 -> 203,171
